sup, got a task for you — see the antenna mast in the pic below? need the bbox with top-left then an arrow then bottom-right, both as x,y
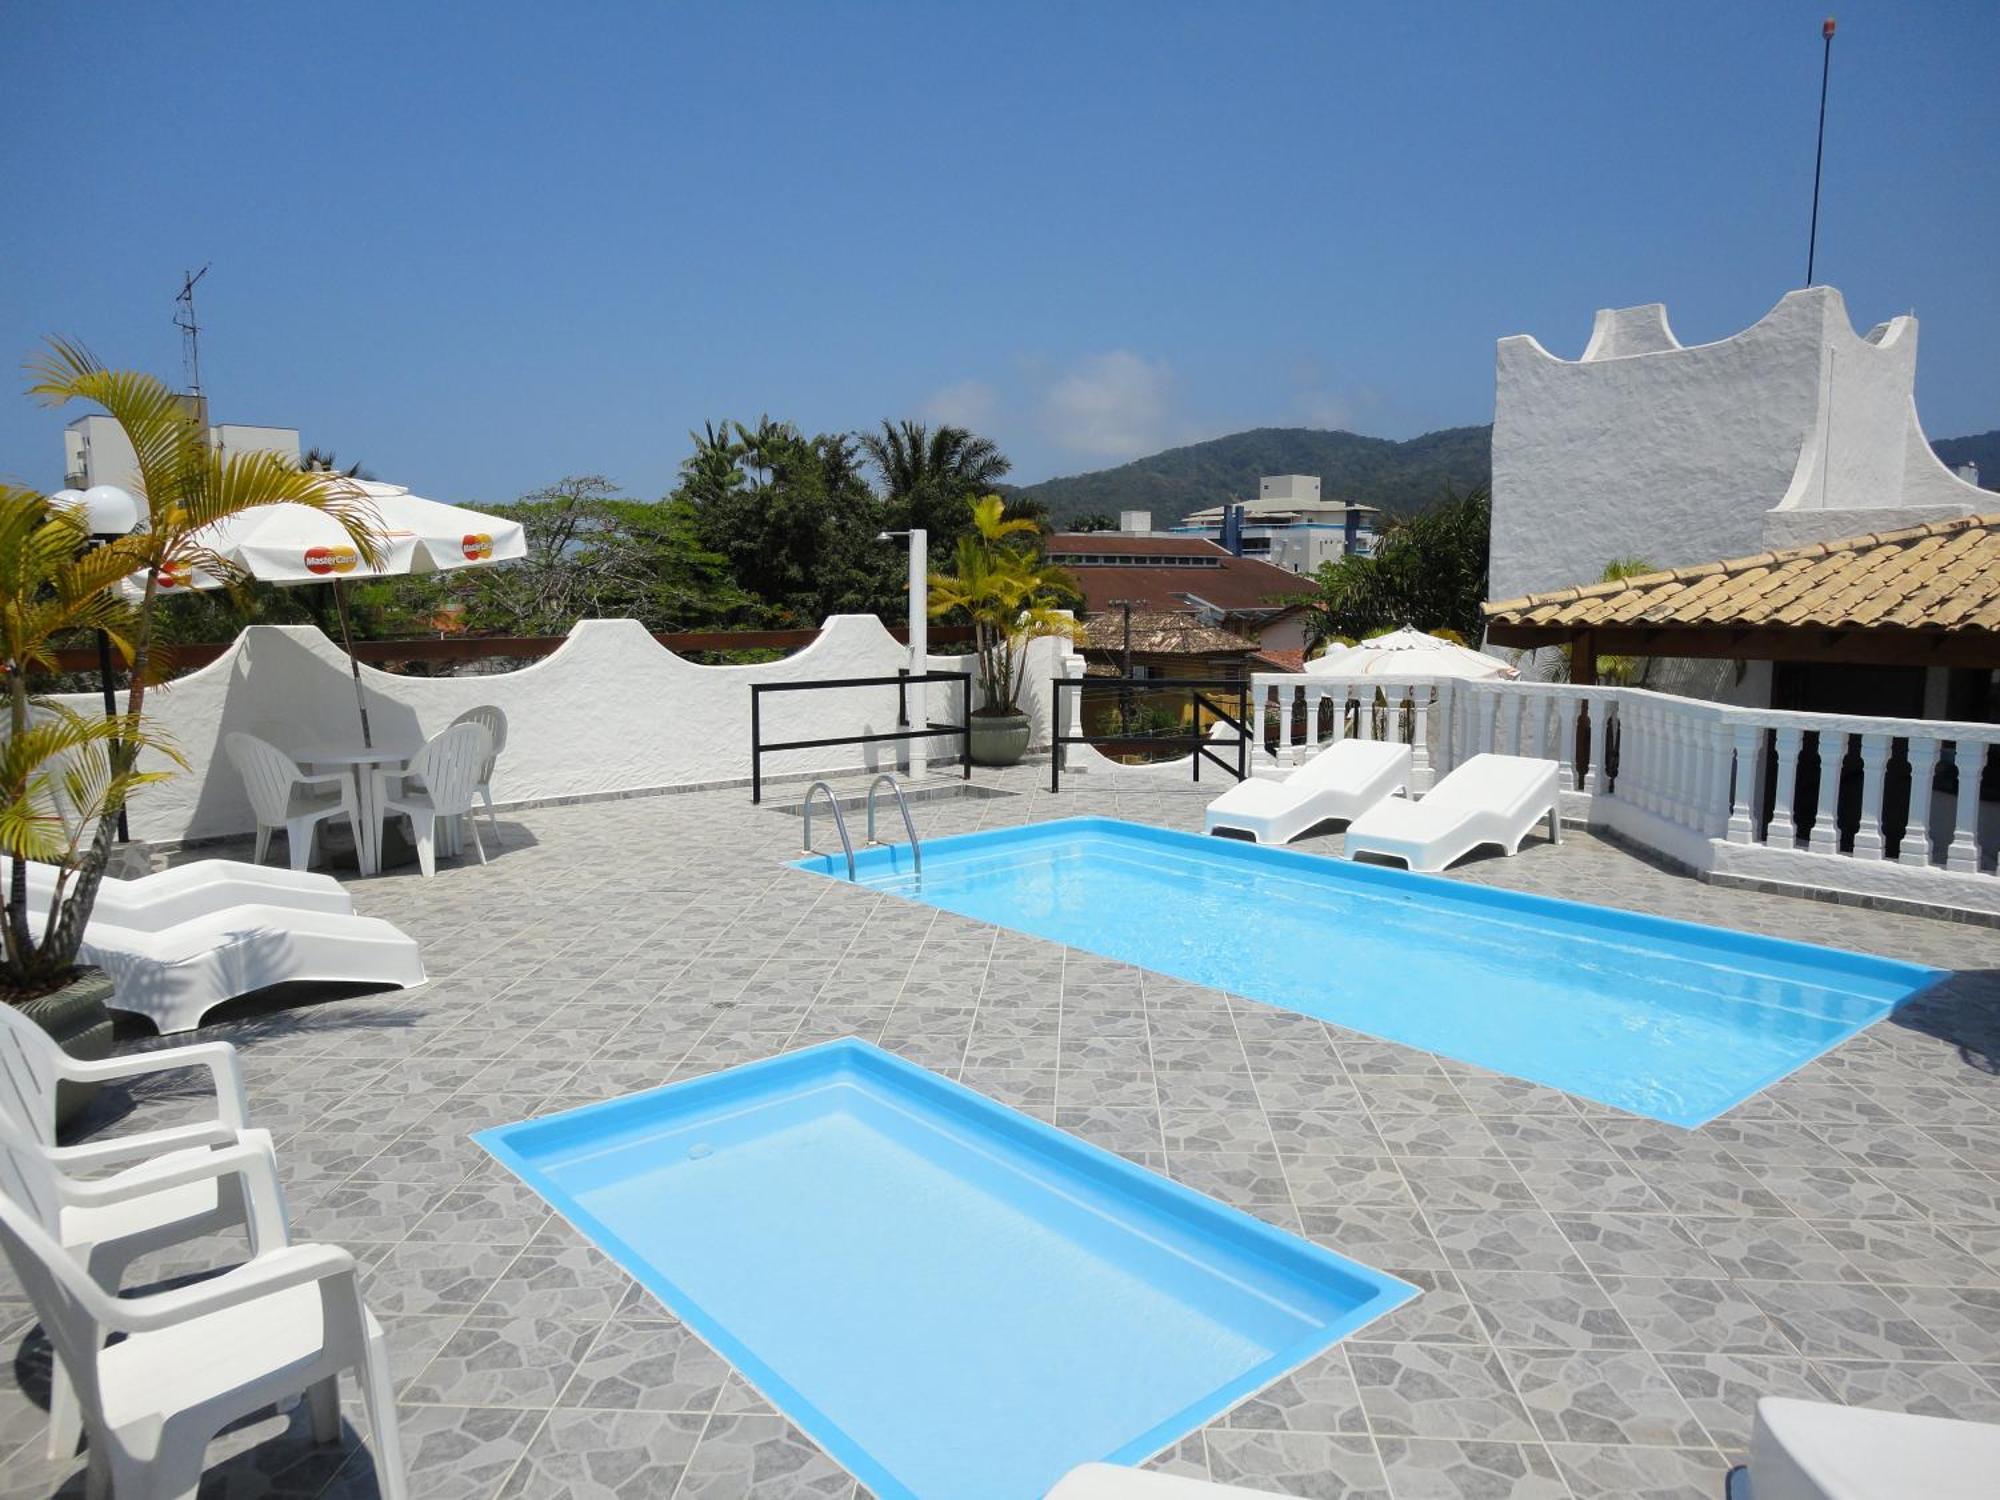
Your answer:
173,264 -> 211,396
1805,19 -> 1836,286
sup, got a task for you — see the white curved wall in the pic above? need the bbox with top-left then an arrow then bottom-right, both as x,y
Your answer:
1491,286 -> 1985,605
55,619 -> 1071,844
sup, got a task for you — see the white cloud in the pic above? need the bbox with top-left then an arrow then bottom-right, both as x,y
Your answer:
919,378 -> 999,431
1295,388 -> 1356,430
1040,351 -> 1174,459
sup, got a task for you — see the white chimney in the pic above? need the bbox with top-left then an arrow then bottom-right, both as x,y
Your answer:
1119,509 -> 1152,533
1958,461 -> 1981,487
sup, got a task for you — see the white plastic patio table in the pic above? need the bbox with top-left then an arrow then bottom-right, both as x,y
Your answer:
293,744 -> 461,876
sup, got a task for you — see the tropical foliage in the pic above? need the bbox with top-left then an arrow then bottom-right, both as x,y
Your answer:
1301,482 -> 1492,646
927,496 -> 1080,715
1536,556 -> 1659,685
8,341 -> 381,998
858,420 -> 1011,548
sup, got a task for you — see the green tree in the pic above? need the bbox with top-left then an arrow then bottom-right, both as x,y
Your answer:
1302,482 -> 1491,646
858,420 -> 1011,550
1537,556 -> 1659,685
1068,511 -> 1119,533
675,420 -> 899,624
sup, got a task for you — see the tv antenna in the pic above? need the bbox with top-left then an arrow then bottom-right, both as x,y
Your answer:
173,264 -> 211,396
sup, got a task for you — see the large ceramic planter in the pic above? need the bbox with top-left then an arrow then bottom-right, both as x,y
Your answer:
969,710 -> 1032,768
14,967 -> 118,1129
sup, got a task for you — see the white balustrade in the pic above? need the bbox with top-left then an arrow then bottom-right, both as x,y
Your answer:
1244,669 -> 1999,900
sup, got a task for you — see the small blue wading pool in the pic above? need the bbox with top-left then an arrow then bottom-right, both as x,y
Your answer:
477,1039 -> 1413,1500
796,817 -> 1942,1128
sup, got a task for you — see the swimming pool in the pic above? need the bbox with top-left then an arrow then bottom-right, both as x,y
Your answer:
796,817 -> 1941,1127
477,1040 -> 1412,1500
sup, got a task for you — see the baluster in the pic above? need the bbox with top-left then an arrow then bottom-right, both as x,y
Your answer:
1410,684 -> 1432,792
1433,679 -> 1456,779
1298,688 -> 1321,756
1662,709 -> 1687,822
1767,728 -> 1804,846
1555,694 -> 1579,792
1474,690 -> 1494,755
1704,719 -> 1733,837
1684,714 -> 1711,831
1506,693 -> 1526,756
1900,736 -> 1941,867
1851,732 -> 1892,860
1725,724 -> 1760,842
1592,704 -> 1608,804
1527,694 -> 1550,763
1807,731 -> 1844,855
1250,681 -> 1267,769
1946,740 -> 1989,873
1634,703 -> 1659,813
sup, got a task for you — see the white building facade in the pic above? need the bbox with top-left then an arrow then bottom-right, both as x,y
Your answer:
64,412 -> 301,492
1488,286 -> 1986,607
1175,474 -> 1380,573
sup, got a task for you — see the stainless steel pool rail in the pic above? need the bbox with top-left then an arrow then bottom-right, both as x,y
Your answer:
800,780 -> 856,880
865,774 -> 922,877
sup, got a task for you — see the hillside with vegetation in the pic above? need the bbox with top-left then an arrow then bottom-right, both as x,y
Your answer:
1012,426 -> 1494,527
1013,423 -> 2000,527
1932,430 -> 2000,492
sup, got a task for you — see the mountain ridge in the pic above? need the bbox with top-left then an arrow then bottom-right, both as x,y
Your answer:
1014,423 -> 2000,530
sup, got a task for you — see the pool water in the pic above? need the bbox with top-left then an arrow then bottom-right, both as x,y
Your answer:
797,817 -> 1940,1127
478,1040 -> 1412,1500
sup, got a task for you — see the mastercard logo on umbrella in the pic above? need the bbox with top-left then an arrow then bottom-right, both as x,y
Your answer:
461,532 -> 493,561
303,545 -> 361,576
155,559 -> 194,590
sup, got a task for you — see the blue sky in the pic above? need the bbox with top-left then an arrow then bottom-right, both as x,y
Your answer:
3,2 -> 1994,502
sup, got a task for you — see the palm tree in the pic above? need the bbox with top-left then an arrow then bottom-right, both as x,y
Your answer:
300,447 -> 372,480
858,420 -> 1011,542
1538,556 -> 1659,684
23,339 -> 383,965
927,496 -> 1079,715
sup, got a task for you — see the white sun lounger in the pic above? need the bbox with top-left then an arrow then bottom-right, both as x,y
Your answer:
1727,1396 -> 2000,1499
1340,752 -> 1561,873
24,859 -> 353,932
76,905 -> 425,1035
1048,1463 -> 1285,1499
1204,739 -> 1412,845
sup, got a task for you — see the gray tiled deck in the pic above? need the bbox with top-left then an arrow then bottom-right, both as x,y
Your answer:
4,763 -> 1998,1500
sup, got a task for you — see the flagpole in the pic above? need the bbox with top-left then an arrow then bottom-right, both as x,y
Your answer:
1806,17 -> 1836,286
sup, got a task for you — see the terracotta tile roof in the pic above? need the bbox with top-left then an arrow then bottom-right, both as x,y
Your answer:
1249,647 -> 1308,673
1079,611 -> 1259,657
1483,512 -> 2000,635
1048,535 -> 1319,617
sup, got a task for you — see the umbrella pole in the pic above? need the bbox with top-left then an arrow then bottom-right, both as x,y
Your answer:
330,576 -> 374,749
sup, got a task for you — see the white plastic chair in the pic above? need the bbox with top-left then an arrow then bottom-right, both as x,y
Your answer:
224,733 -> 361,873
452,705 -> 507,846
0,1000 -> 250,1161
373,722 -> 492,878
0,1130 -> 407,1500
1,1114 -> 289,1459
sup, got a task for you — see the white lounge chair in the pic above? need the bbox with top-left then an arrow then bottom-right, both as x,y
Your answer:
0,1134 -> 407,1500
1727,1396 -> 2000,1499
23,857 -> 353,932
1049,1464 -> 1287,1498
75,904 -> 425,1034
225,732 -> 363,873
375,721 -> 491,878
1341,752 -> 1561,873
1204,739 -> 1412,845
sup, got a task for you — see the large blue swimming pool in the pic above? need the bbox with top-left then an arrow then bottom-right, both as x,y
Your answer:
478,1040 -> 1412,1500
797,817 -> 1940,1127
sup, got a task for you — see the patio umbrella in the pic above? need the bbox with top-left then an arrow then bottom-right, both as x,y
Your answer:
1305,626 -> 1518,680
150,480 -> 526,745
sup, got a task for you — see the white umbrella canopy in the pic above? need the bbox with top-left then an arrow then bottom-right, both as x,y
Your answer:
143,480 -> 526,746
153,481 -> 524,592
1305,626 -> 1518,680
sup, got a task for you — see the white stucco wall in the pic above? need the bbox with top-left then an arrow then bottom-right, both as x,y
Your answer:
56,620 -> 1071,844
1490,286 -> 1985,606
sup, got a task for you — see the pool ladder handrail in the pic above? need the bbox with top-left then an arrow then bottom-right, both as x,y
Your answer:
864,773 -> 922,878
800,780 -> 856,881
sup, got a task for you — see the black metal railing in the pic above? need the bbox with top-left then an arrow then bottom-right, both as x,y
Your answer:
750,671 -> 972,803
1049,676 -> 1250,792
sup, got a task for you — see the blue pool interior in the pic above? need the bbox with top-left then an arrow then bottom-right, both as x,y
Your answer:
477,1039 -> 1414,1500
796,818 -> 1942,1128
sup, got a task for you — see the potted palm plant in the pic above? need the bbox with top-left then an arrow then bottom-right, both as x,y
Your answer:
4,343 -> 381,1123
928,496 -> 1079,767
